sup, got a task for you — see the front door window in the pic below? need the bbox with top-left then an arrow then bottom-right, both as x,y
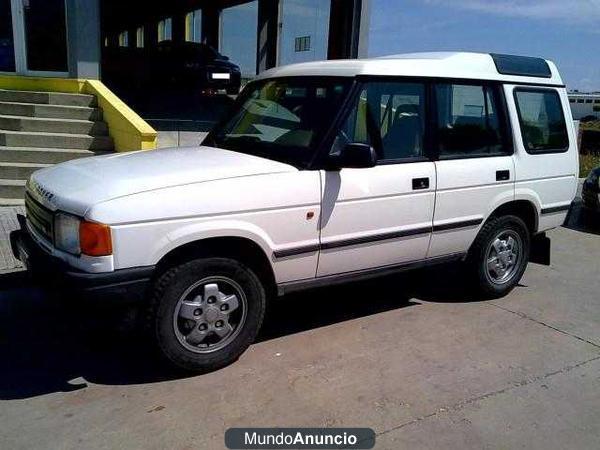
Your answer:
334,81 -> 427,163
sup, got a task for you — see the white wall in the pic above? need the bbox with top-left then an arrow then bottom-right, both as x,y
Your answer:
278,0 -> 330,66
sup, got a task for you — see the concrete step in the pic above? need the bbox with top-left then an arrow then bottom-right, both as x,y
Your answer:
0,197 -> 24,206
0,89 -> 97,107
0,130 -> 113,151
0,179 -> 26,199
0,146 -> 98,164
0,102 -> 102,121
0,162 -> 50,180
0,114 -> 108,135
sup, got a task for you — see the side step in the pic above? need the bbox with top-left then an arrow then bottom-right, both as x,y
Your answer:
0,115 -> 108,135
0,102 -> 102,121
0,130 -> 113,151
0,89 -> 97,107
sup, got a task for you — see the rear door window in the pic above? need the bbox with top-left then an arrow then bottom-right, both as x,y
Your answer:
514,89 -> 569,153
435,83 -> 510,158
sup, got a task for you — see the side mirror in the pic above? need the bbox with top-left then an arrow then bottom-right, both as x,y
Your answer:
338,143 -> 378,169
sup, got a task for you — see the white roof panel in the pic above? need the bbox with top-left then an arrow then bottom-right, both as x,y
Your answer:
258,52 -> 563,86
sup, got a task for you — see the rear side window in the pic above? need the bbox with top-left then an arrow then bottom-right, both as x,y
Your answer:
514,89 -> 569,153
435,83 -> 509,158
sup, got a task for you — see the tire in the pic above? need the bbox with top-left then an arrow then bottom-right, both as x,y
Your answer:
466,215 -> 530,299
149,257 -> 266,372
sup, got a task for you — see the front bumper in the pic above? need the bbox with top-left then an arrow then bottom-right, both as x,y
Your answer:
10,215 -> 154,303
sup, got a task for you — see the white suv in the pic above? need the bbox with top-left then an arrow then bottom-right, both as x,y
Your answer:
12,53 -> 578,372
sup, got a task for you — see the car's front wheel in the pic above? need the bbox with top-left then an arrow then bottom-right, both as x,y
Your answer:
467,215 -> 531,298
149,257 -> 266,372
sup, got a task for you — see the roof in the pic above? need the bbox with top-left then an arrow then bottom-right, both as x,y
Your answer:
258,52 -> 564,86
568,92 -> 600,97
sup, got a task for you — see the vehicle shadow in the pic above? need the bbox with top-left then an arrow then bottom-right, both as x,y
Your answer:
0,264 -> 476,400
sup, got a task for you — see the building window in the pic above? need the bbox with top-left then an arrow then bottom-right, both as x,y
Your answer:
158,18 -> 172,42
514,89 -> 568,154
295,35 -> 311,52
136,27 -> 144,48
595,100 -> 600,104
185,9 -> 202,42
594,106 -> 600,112
220,2 -> 258,78
569,99 -> 575,103
577,99 -> 585,103
586,99 -> 593,104
118,31 -> 129,47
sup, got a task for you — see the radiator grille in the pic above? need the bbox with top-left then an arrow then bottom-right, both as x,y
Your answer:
25,192 -> 54,243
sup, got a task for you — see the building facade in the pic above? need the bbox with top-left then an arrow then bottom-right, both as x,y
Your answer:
1,0 -> 370,81
568,92 -> 600,121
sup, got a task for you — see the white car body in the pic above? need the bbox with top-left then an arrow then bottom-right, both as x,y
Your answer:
22,52 -> 578,295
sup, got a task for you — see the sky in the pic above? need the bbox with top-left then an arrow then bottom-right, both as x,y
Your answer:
368,0 -> 600,92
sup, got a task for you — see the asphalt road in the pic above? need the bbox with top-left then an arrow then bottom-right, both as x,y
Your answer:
0,203 -> 598,450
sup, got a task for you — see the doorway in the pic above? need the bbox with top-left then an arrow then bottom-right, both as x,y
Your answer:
4,0 -> 69,76
0,0 -> 16,72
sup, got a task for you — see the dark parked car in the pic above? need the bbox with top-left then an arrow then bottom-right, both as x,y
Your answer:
582,165 -> 600,214
103,41 -> 241,95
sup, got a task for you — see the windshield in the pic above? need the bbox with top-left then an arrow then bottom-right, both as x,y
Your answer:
206,77 -> 353,167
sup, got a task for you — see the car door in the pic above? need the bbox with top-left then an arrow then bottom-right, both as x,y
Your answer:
509,86 -> 578,231
317,79 -> 436,277
427,81 -> 515,258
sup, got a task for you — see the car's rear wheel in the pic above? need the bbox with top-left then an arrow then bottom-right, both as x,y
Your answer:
149,257 -> 266,372
467,215 -> 530,298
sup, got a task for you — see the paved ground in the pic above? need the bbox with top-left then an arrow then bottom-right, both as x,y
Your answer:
0,202 -> 598,449
0,206 -> 24,273
156,131 -> 209,149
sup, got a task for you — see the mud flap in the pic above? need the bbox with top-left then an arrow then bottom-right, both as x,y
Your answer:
530,232 -> 551,266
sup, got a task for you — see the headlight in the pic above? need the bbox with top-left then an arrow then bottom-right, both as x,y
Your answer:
54,212 -> 81,255
54,214 -> 113,257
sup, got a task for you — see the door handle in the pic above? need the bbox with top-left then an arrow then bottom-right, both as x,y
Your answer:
496,170 -> 510,181
412,177 -> 429,190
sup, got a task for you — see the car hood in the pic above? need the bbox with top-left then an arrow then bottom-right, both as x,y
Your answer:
29,146 -> 297,216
